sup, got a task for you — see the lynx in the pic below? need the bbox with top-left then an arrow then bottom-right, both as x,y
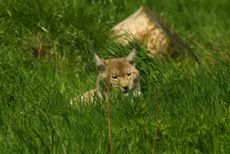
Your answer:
80,49 -> 141,103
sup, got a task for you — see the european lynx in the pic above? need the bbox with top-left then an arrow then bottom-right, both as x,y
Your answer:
80,49 -> 141,103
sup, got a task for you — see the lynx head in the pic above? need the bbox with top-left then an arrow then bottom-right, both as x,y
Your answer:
94,49 -> 139,94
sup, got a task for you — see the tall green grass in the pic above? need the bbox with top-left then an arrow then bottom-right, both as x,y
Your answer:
0,0 -> 229,153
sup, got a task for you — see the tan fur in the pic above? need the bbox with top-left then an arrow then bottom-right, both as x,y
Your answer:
80,49 -> 141,103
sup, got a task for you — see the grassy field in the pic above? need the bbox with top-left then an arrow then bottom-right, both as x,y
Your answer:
0,0 -> 230,153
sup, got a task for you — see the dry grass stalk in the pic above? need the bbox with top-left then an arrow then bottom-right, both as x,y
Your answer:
105,75 -> 113,154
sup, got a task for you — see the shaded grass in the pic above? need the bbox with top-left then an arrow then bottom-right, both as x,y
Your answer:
0,0 -> 230,153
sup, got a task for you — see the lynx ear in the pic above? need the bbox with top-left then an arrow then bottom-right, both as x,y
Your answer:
94,53 -> 104,66
125,49 -> 136,65
94,53 -> 105,71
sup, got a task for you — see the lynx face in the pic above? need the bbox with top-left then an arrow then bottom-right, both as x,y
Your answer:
78,49 -> 141,103
95,49 -> 140,96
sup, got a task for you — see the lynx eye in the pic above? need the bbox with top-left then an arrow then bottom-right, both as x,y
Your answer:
111,75 -> 118,80
127,72 -> 132,77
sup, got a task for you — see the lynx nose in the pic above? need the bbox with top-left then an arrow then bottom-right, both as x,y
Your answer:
122,86 -> 129,93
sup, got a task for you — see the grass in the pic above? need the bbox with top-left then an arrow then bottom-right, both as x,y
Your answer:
0,0 -> 230,153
